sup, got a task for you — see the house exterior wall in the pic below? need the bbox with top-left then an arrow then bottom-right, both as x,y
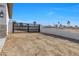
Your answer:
0,3 -> 6,24
8,18 -> 12,34
6,3 -> 12,35
0,3 -> 12,37
0,3 -> 6,37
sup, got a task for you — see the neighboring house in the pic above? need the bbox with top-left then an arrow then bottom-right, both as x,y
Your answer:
0,3 -> 12,37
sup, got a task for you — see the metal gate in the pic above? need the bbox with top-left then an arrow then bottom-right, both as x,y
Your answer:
12,22 -> 40,33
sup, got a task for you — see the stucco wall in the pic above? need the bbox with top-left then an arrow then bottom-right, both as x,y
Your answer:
0,3 -> 12,37
0,3 -> 6,37
0,3 -> 6,25
6,4 -> 12,34
8,19 -> 12,33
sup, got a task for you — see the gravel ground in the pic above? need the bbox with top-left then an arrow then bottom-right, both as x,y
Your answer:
1,33 -> 79,56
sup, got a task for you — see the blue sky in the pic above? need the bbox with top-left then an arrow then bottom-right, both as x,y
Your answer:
13,3 -> 79,26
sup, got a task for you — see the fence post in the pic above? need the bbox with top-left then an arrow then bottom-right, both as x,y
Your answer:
12,22 -> 14,33
27,24 -> 29,32
38,24 -> 40,32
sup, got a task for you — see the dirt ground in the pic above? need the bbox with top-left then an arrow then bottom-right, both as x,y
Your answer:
1,33 -> 79,56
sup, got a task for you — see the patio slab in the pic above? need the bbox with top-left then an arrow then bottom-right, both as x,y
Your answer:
0,38 -> 6,49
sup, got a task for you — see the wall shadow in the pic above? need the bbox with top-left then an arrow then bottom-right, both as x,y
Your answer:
40,32 -> 79,44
